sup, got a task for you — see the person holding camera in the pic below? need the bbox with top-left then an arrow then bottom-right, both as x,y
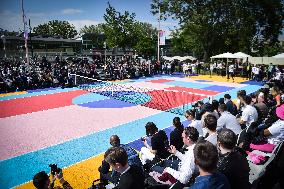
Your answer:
33,166 -> 72,189
140,122 -> 171,165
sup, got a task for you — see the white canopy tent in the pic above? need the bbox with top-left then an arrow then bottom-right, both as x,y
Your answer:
233,52 -> 251,59
273,53 -> 284,59
211,52 -> 236,77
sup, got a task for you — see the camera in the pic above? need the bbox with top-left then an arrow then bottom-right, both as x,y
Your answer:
49,164 -> 61,175
88,179 -> 106,189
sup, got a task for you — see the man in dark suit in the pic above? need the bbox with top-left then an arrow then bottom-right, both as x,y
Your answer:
104,147 -> 145,189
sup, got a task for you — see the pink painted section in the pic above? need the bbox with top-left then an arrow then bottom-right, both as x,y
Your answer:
0,105 -> 161,161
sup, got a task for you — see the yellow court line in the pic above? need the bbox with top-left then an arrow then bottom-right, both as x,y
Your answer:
0,91 -> 27,97
16,154 -> 104,189
189,75 -> 249,83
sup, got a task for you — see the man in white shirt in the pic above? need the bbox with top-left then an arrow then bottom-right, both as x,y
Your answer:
264,104 -> 284,145
239,95 -> 258,128
217,104 -> 242,135
163,127 -> 199,185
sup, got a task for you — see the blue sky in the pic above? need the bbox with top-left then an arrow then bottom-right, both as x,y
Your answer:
0,0 -> 179,37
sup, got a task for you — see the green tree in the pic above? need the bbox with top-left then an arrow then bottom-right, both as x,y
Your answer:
80,24 -> 105,34
33,20 -> 77,39
151,0 -> 284,60
103,2 -> 136,49
133,22 -> 157,56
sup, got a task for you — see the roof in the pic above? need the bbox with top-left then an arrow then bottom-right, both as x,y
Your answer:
2,36 -> 81,43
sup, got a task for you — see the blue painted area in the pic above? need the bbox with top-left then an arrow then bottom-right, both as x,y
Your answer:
240,80 -> 264,86
165,81 -> 212,89
0,111 -> 180,189
202,85 -> 235,92
78,99 -> 136,108
27,87 -> 60,93
95,91 -> 151,105
72,93 -> 109,105
0,87 -> 79,101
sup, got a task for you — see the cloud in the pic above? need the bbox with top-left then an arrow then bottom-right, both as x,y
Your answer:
61,8 -> 83,15
69,19 -> 102,31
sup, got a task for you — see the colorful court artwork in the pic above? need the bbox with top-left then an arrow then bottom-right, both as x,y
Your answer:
0,75 -> 263,189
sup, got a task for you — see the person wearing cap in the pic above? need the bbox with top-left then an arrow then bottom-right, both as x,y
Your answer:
264,104 -> 284,145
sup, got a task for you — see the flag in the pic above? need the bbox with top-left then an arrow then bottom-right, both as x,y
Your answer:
159,30 -> 166,45
23,14 -> 29,40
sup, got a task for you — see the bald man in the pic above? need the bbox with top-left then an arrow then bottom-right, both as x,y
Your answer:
99,135 -> 142,185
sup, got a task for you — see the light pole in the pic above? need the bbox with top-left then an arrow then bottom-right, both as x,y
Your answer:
1,35 -> 6,58
103,41 -> 106,64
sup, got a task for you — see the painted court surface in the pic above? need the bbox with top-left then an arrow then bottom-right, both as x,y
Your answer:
0,75 -> 262,189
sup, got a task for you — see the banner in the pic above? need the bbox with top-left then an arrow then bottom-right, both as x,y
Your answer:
159,30 -> 166,45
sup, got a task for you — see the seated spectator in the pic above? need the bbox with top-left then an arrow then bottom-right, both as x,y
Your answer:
270,86 -> 282,106
186,140 -> 230,189
254,92 -> 269,119
186,109 -> 203,137
201,103 -> 219,126
170,117 -> 184,151
33,170 -> 72,189
140,122 -> 170,165
99,135 -> 142,185
217,104 -> 241,135
224,94 -> 237,116
152,127 -> 199,185
217,129 -> 251,189
236,90 -> 246,112
264,104 -> 284,145
239,95 -> 258,128
204,114 -> 218,146
104,147 -> 144,189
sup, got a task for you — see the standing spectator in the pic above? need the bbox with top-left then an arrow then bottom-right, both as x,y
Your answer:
228,64 -> 235,82
104,147 -> 145,189
217,129 -> 251,189
217,104 -> 242,135
170,117 -> 184,151
188,140 -> 230,189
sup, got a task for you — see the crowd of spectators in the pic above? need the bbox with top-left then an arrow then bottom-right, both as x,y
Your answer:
2,56 -> 284,189
32,74 -> 284,189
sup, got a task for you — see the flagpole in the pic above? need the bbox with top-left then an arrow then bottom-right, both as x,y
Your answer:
157,5 -> 160,64
21,0 -> 29,66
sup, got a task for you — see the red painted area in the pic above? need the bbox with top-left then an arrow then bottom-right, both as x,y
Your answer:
144,90 -> 204,111
146,79 -> 174,83
166,86 -> 219,96
0,90 -> 88,118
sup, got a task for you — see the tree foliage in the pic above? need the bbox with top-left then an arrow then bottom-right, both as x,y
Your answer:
151,0 -> 284,60
33,20 -> 77,39
102,3 -> 158,56
80,24 -> 105,34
